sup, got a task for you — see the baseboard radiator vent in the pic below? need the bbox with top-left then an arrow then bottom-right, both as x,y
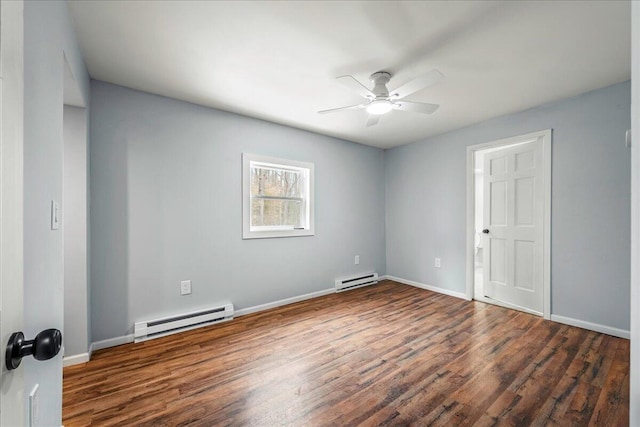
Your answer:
335,272 -> 378,293
134,303 -> 234,343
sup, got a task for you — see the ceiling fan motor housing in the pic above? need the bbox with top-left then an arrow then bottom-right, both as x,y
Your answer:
369,71 -> 391,98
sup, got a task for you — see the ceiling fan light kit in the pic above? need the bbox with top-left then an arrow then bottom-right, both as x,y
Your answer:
366,99 -> 394,115
319,69 -> 443,126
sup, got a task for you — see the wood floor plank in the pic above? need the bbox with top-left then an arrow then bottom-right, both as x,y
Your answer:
63,280 -> 629,426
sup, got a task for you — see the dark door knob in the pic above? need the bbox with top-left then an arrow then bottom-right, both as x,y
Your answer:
5,329 -> 62,370
482,229 -> 490,234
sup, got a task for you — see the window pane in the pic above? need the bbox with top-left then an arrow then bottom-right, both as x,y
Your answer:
251,198 -> 303,228
250,166 -> 305,199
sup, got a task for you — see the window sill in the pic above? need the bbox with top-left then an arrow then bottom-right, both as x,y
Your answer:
242,228 -> 315,239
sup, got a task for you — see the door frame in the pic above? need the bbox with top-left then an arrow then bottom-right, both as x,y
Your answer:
629,2 -> 639,425
465,129 -> 552,319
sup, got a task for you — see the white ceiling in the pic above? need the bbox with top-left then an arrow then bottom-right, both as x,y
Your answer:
68,1 -> 630,149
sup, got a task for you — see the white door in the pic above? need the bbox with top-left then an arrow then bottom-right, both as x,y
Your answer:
0,0 -> 25,425
483,137 -> 544,314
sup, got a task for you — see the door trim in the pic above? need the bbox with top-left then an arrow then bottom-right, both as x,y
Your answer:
630,5 -> 639,426
465,129 -> 551,319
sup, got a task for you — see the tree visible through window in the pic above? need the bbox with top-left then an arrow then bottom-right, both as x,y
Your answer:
250,165 -> 305,228
243,153 -> 314,239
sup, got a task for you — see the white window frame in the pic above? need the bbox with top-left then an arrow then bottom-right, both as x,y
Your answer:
242,153 -> 315,239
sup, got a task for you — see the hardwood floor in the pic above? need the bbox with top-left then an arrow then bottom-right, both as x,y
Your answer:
63,280 -> 629,426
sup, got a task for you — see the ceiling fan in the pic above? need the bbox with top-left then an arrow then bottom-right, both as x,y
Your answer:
318,69 -> 444,127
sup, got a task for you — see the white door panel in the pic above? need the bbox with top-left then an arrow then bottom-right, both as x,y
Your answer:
0,1 -> 25,424
483,138 -> 544,313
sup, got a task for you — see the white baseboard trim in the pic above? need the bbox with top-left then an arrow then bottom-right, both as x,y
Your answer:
91,334 -> 135,352
86,289 -> 337,354
62,352 -> 91,367
386,275 -> 470,301
550,315 -> 630,339
235,288 -> 335,317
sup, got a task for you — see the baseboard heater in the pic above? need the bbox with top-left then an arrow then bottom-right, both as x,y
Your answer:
134,303 -> 234,343
335,272 -> 378,292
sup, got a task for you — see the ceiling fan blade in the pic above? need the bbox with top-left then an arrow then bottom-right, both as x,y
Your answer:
393,101 -> 440,115
336,75 -> 375,99
318,104 -> 366,114
390,69 -> 444,99
365,115 -> 380,127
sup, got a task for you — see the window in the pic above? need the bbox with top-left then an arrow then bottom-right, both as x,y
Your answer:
242,153 -> 314,239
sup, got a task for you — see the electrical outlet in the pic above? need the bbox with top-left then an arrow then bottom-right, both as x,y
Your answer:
29,383 -> 39,427
180,280 -> 192,295
354,255 -> 360,265
435,257 -> 441,268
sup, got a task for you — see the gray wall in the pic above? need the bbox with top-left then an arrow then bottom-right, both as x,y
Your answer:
24,0 -> 90,424
63,105 -> 89,358
385,81 -> 631,331
90,81 -> 386,342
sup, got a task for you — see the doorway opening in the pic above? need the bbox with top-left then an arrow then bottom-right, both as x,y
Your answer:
465,130 -> 552,318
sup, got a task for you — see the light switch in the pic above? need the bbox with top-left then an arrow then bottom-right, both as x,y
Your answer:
29,383 -> 39,427
626,129 -> 632,148
51,200 -> 60,230
180,280 -> 192,295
